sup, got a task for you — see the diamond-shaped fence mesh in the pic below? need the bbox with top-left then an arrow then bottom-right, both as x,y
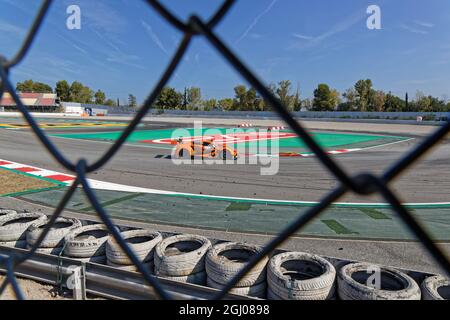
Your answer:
1,0 -> 450,300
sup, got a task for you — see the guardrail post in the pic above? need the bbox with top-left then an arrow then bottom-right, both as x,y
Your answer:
67,264 -> 86,300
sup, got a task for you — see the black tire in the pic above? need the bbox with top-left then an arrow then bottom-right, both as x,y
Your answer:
267,252 -> 336,300
220,149 -> 233,160
421,275 -> 450,300
154,234 -> 211,277
106,229 -> 162,265
205,242 -> 268,287
64,224 -> 110,258
337,262 -> 421,300
27,217 -> 82,248
177,148 -> 192,159
0,213 -> 46,242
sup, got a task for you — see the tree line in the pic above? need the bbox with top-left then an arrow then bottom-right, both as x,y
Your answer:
16,78 -> 450,112
15,79 -> 137,108
155,80 -> 450,113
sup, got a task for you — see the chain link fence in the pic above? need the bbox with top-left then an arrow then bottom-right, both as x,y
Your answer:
1,0 -> 450,300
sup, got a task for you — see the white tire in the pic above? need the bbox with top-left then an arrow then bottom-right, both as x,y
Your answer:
27,217 -> 82,248
27,245 -> 63,255
0,240 -> 27,249
0,210 -> 17,216
205,242 -> 268,287
154,234 -> 211,277
160,271 -> 207,285
64,224 -> 110,258
207,276 -> 267,298
71,255 -> 107,265
106,229 -> 162,265
421,275 -> 450,300
107,259 -> 154,273
267,252 -> 336,300
0,212 -> 46,242
337,262 -> 421,300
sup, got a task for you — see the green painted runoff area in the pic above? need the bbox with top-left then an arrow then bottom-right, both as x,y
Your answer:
51,128 -> 408,151
20,188 -> 450,241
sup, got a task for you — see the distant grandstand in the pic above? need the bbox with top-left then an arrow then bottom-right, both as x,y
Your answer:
0,92 -> 60,112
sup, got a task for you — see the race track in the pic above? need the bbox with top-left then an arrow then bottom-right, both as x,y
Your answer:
1,116 -> 450,273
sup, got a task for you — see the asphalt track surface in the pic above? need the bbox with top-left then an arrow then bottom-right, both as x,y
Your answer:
1,116 -> 450,274
0,118 -> 447,204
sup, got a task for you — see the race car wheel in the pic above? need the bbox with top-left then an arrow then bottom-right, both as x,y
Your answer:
221,150 -> 233,160
178,148 -> 193,159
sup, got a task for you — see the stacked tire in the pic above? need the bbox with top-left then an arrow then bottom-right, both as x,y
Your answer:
106,229 -> 162,273
26,217 -> 82,255
63,224 -> 110,264
421,275 -> 450,300
205,242 -> 268,298
155,234 -> 211,285
337,262 -> 421,300
267,252 -> 336,300
0,212 -> 46,249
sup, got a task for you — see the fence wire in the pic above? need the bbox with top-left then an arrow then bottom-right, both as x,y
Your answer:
1,0 -> 450,300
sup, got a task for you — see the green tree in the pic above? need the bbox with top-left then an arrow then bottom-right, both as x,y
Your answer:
312,84 -> 334,111
339,88 -> 358,111
276,80 -> 294,110
217,98 -> 234,111
55,80 -> 70,101
372,90 -> 386,112
293,87 -> 302,111
69,81 -> 93,103
33,82 -> 53,93
354,79 -> 373,111
233,85 -> 248,110
94,90 -> 106,105
155,87 -> 182,110
384,92 -> 404,112
16,80 -> 34,92
16,80 -> 52,93
202,98 -> 217,111
128,94 -> 137,107
105,99 -> 116,107
329,89 -> 341,110
186,87 -> 202,110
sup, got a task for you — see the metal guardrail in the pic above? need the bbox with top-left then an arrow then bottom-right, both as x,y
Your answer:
1,0 -> 450,300
0,246 -> 254,300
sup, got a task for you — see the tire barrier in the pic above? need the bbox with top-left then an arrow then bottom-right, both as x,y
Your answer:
26,217 -> 82,249
205,242 -> 268,298
64,224 -> 110,259
267,252 -> 336,300
0,212 -> 46,243
337,262 -> 421,300
421,275 -> 450,300
154,234 -> 211,285
0,240 -> 27,249
0,209 -> 18,217
0,208 -> 448,300
106,229 -> 162,273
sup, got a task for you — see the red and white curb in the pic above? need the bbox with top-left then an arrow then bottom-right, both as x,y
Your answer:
268,126 -> 286,131
238,123 -> 253,128
248,148 -> 361,158
0,159 -> 173,194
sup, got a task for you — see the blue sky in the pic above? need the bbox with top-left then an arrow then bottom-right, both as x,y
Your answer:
1,0 -> 450,104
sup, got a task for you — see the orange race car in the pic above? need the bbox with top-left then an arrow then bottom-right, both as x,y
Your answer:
173,138 -> 238,160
